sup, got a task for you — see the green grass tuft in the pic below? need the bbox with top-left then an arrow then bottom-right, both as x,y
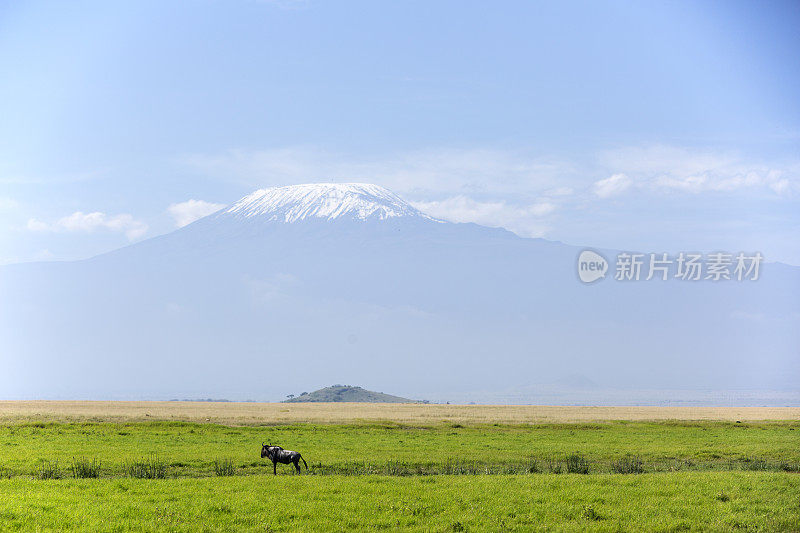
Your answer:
70,457 -> 101,478
35,460 -> 61,480
565,453 -> 590,474
582,505 -> 604,521
742,457 -> 771,471
213,458 -> 236,477
611,454 -> 645,474
124,456 -> 167,479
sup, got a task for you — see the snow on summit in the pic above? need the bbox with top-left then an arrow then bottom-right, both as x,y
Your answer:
223,183 -> 434,223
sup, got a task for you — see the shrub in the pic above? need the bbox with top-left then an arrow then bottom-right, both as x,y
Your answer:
545,458 -> 563,474
71,457 -> 101,478
35,460 -> 61,480
124,456 -> 167,479
582,506 -> 604,521
611,455 -> 645,474
213,458 -> 236,477
565,453 -> 590,474
742,457 -> 770,471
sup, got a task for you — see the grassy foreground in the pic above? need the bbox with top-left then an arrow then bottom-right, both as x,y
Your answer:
1,403 -> 798,531
0,472 -> 797,531
1,421 -> 798,477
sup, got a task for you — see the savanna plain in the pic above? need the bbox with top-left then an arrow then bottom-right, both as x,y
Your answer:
0,402 -> 798,532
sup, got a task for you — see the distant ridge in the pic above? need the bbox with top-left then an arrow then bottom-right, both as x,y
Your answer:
283,385 -> 414,403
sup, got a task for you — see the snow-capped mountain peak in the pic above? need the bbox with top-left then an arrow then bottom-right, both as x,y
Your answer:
222,183 -> 435,223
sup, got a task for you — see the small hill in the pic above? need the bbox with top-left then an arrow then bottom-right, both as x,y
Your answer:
283,385 -> 413,403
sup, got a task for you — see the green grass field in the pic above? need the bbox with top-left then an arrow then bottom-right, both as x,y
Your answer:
2,421 -> 798,476
0,408 -> 798,530
1,473 -> 798,531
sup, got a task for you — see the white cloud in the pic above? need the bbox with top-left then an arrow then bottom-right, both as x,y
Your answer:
598,145 -> 799,196
180,144 -> 799,201
177,147 -> 574,197
26,218 -> 50,232
593,173 -> 632,198
770,179 -> 790,195
27,211 -> 148,241
167,199 -> 225,228
411,196 -> 556,238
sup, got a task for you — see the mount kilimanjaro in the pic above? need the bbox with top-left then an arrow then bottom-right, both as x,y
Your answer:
1,183 -> 798,402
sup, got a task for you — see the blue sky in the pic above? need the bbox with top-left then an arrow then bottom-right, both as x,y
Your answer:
1,0 -> 799,264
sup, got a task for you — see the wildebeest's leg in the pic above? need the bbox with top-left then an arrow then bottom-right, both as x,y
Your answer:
293,458 -> 301,474
273,461 -> 277,475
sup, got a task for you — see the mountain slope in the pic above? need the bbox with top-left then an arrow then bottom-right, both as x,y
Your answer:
1,183 -> 798,401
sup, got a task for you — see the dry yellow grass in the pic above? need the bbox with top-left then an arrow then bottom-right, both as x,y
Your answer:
0,401 -> 797,425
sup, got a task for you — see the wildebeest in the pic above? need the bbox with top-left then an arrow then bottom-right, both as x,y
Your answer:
261,444 -> 308,475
